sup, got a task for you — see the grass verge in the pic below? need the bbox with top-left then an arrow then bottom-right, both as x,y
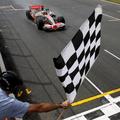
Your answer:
106,0 -> 120,4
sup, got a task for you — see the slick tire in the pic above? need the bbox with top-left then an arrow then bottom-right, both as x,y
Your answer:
36,16 -> 44,30
57,16 -> 65,23
26,10 -> 33,20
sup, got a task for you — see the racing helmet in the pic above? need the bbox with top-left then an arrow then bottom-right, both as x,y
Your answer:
49,11 -> 56,17
42,11 -> 48,15
0,71 -> 23,92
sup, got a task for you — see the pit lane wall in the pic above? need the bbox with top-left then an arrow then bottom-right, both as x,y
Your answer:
0,30 -> 22,120
64,96 -> 120,120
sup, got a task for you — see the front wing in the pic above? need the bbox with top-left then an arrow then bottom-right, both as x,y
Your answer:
43,22 -> 65,31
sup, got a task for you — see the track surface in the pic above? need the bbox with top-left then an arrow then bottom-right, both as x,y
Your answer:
0,0 -> 120,119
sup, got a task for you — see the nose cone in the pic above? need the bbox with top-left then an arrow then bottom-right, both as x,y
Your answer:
52,25 -> 57,29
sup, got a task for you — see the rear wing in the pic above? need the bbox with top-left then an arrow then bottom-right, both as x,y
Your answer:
30,5 -> 44,10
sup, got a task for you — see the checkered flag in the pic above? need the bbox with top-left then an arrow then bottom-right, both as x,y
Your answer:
53,5 -> 102,103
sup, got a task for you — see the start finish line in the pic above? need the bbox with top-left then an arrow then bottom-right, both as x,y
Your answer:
64,88 -> 120,120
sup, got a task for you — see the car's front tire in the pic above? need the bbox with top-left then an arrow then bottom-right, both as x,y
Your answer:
36,16 -> 45,30
57,16 -> 65,23
26,10 -> 33,20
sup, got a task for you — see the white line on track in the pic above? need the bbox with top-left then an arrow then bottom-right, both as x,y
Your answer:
10,5 -> 27,11
103,13 -> 120,21
85,76 -> 103,94
104,49 -> 120,61
0,5 -> 26,11
10,5 -> 16,11
100,1 -> 120,21
108,19 -> 120,21
85,76 -> 114,103
0,52 -> 6,72
0,5 -> 12,9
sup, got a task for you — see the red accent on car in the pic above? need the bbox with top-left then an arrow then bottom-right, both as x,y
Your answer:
52,25 -> 58,29
30,5 -> 44,10
56,22 -> 61,25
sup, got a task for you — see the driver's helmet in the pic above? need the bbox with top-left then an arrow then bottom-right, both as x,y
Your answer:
0,71 -> 23,92
42,11 -> 48,15
31,9 -> 38,14
49,11 -> 56,17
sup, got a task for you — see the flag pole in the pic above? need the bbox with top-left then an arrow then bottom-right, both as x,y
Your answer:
56,109 -> 65,120
71,88 -> 120,107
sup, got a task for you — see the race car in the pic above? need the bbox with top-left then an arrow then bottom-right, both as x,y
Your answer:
26,5 -> 65,31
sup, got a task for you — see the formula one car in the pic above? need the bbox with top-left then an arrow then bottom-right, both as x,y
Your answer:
26,5 -> 65,31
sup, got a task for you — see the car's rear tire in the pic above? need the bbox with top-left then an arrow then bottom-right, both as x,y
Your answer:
57,16 -> 65,23
26,10 -> 33,20
36,16 -> 45,30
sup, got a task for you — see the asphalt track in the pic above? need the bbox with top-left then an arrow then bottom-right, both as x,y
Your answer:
0,0 -> 120,120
